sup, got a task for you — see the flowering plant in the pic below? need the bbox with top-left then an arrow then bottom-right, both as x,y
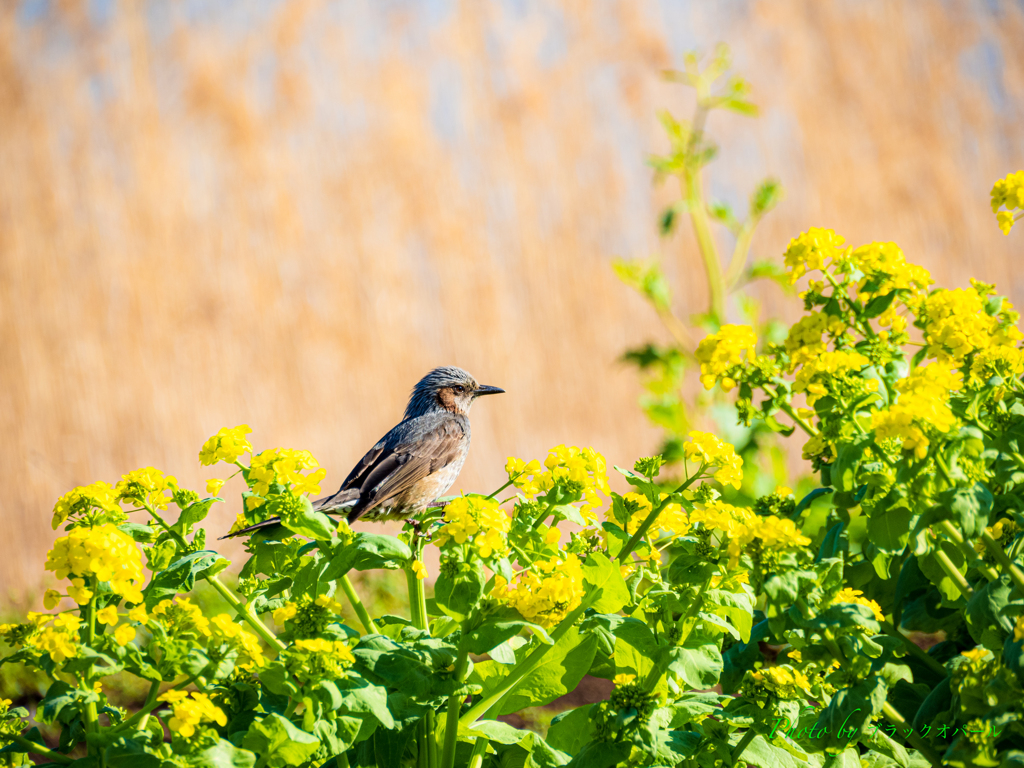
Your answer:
4,172 -> 1024,767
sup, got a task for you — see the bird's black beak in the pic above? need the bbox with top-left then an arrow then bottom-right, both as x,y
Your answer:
475,385 -> 505,397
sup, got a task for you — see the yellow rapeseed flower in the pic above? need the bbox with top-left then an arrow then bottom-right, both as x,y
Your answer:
51,481 -> 120,530
492,554 -> 585,628
872,365 -> 961,459
695,325 -> 757,390
506,447 -> 610,522
44,524 -> 145,604
411,560 -> 428,580
158,691 -> 227,739
199,425 -> 253,466
206,478 -> 225,495
683,432 -> 743,489
115,467 -> 177,510
113,624 -> 136,646
783,228 -> 845,283
991,171 -> 1024,235
96,606 -> 119,626
832,588 -> 884,622
433,495 -> 511,560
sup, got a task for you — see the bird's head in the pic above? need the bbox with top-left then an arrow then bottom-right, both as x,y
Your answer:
405,366 -> 504,418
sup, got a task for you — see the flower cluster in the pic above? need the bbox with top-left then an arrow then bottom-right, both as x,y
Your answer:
846,241 -> 932,299
433,495 -> 511,560
609,492 -> 689,539
506,446 -> 610,522
918,285 -> 1022,366
150,597 -> 212,641
158,690 -> 227,739
246,448 -> 327,509
51,481 -> 121,530
871,365 -> 961,460
199,424 -> 254,466
44,524 -> 145,604
492,554 -> 585,627
792,350 -> 875,408
209,614 -> 266,670
115,466 -> 178,510
683,431 -> 743,489
991,170 -> 1024,235
690,501 -> 810,569
831,588 -> 884,622
283,638 -> 355,684
272,594 -> 343,638
695,324 -> 758,390
747,665 -> 812,700
24,612 -> 81,664
783,313 -> 846,371
783,227 -> 846,283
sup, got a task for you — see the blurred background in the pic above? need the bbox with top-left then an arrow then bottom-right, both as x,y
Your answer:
2,0 -> 1022,598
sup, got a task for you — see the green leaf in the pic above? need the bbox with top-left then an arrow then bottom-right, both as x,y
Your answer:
564,742 -> 632,768
177,499 -> 218,532
185,739 -> 257,768
833,436 -> 872,493
333,676 -> 395,730
735,735 -> 806,768
434,560 -> 487,622
104,738 -> 164,768
463,608 -> 552,655
863,291 -> 897,319
867,502 -> 912,553
272,494 -> 336,540
487,628 -> 598,715
547,705 -> 596,754
323,534 -> 413,580
917,543 -> 967,602
144,551 -> 223,606
241,713 -> 319,768
582,552 -> 630,613
658,636 -> 723,690
964,575 -> 1014,650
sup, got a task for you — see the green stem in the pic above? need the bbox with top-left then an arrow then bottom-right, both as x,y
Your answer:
938,520 -> 999,582
2,733 -> 74,764
878,621 -> 947,678
460,603 -> 588,725
440,640 -> 471,768
981,531 -> 1024,594
406,537 -> 437,768
340,575 -> 375,636
467,737 -> 488,768
205,574 -> 286,652
723,218 -> 757,291
880,701 -> 943,768
729,729 -> 757,764
675,579 -> 711,648
932,544 -> 973,598
115,679 -> 162,734
618,474 -> 701,564
82,579 -> 100,747
684,169 -> 726,322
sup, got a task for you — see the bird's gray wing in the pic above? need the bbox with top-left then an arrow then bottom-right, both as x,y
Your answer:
344,416 -> 467,521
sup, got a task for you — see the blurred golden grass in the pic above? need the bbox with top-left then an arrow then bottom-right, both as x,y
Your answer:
1,1 -> 1022,596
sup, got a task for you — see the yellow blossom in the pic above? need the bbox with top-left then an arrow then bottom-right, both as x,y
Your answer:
961,647 -> 991,663
206,478 -> 225,495
792,350 -> 872,407
411,560 -> 428,580
832,588 -> 884,622
151,597 -> 211,639
783,313 -> 845,371
683,432 -> 743,489
847,241 -> 932,298
128,605 -> 149,624
506,447 -> 610,522
199,425 -> 253,466
44,524 -> 146,604
433,496 -> 511,559
158,691 -> 227,739
492,554 -> 585,628
247,448 -> 326,498
613,673 -> 636,686
51,481 -> 120,530
273,603 -> 298,626
695,325 -> 758,390
96,606 -> 119,626
43,589 -> 61,610
872,365 -> 961,460
783,228 -> 845,283
991,171 -> 1024,234
114,624 -> 136,646
115,467 -> 177,510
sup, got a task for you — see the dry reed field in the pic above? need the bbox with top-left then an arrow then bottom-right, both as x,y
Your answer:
1,0 -> 1022,598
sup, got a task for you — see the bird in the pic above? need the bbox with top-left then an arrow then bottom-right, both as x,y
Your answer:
223,366 -> 504,538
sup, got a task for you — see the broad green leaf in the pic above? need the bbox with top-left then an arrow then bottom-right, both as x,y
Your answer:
242,713 -> 319,768
185,739 -> 257,768
964,575 -> 1014,650
705,588 -> 754,643
487,628 -> 598,715
658,637 -> 723,690
144,551 -> 223,606
104,738 -> 164,768
866,502 -> 912,553
434,560 -> 486,622
177,498 -> 218,532
582,552 -> 630,613
547,705 -> 596,754
464,608 -> 552,655
273,494 -> 336,541
323,534 -> 413,580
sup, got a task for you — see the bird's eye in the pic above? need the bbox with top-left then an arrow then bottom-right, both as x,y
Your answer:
454,385 -> 465,393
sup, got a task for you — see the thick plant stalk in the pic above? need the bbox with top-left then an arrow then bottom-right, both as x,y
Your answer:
880,702 -> 943,768
980,531 -> 1024,594
406,536 -> 437,768
617,474 -> 701,564
339,574 -> 375,636
467,737 -> 488,768
937,520 -> 999,582
4,733 -> 74,764
440,640 -> 470,768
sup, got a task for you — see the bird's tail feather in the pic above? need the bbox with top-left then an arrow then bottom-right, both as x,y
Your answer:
218,489 -> 361,539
